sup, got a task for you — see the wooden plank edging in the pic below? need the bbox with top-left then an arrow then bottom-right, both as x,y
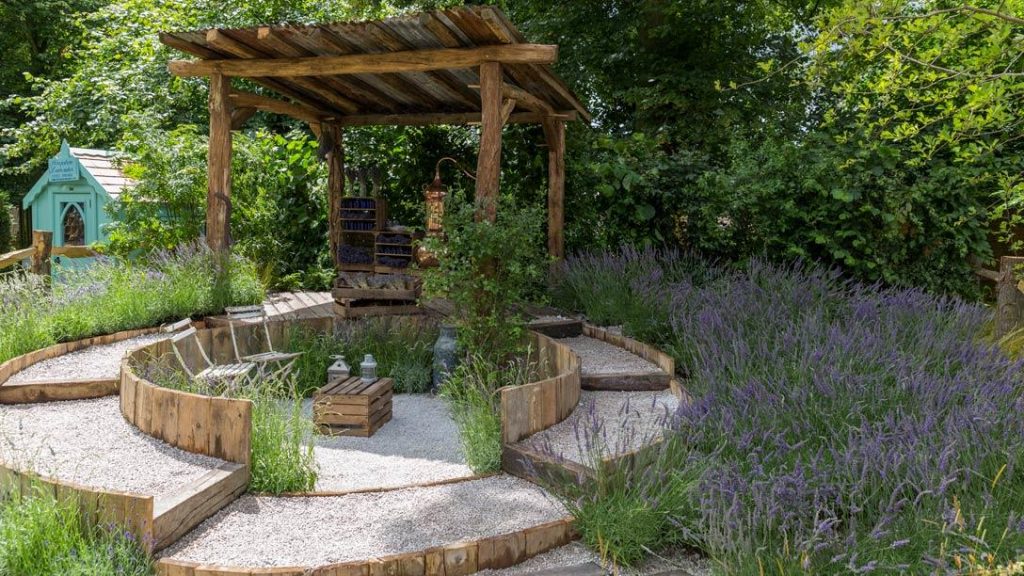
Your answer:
0,456 -> 155,547
154,517 -> 577,576
499,332 -> 582,445
0,326 -> 163,389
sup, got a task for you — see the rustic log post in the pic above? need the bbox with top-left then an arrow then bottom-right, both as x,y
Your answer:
475,61 -> 503,223
30,230 -> 52,276
996,256 -> 1024,338
207,73 -> 233,253
325,123 -> 345,268
542,118 -> 565,261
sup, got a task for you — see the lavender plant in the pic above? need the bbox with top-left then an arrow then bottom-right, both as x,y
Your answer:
555,248 -> 1024,573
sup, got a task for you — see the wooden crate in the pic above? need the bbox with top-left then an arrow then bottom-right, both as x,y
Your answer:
314,376 -> 393,437
334,300 -> 421,319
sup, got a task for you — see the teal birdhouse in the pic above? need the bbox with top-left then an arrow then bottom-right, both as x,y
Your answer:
21,140 -> 134,251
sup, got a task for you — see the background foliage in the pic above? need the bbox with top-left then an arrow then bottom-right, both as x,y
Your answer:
0,0 -> 1019,295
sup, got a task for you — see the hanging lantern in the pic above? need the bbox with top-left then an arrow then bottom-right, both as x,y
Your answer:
424,166 -> 446,237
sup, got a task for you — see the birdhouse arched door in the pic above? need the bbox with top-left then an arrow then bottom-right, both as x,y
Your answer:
58,199 -> 88,246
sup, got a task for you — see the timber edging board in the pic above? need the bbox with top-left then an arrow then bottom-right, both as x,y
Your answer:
0,456 -> 155,546
499,332 -> 582,445
0,326 -> 162,403
155,517 -> 577,576
581,324 -> 686,397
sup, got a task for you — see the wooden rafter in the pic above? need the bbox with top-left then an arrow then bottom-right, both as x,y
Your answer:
228,90 -> 323,124
168,44 -> 558,78
333,110 -> 576,127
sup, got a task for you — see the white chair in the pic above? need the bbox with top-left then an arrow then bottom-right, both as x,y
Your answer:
224,305 -> 303,383
169,326 -> 256,395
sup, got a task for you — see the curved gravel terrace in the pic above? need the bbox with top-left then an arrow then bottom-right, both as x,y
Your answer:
518,390 -> 679,466
160,475 -> 567,567
5,333 -> 167,384
0,396 -> 228,496
558,336 -> 663,375
306,393 -> 475,492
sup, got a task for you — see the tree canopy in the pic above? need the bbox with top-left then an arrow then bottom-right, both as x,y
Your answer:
0,0 -> 1019,295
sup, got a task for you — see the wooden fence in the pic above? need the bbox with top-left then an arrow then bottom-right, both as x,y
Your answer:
499,332 -> 581,445
0,230 -> 100,275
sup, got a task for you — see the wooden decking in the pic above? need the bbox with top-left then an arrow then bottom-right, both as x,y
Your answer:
258,292 -> 334,321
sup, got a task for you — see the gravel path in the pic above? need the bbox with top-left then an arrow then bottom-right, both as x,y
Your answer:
477,542 -> 712,575
0,397 -> 228,496
161,475 -> 567,567
307,394 -> 475,492
5,333 -> 167,384
559,336 -> 663,375
518,391 -> 679,466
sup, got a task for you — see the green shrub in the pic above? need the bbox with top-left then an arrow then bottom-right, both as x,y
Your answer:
0,488 -> 153,576
422,194 -> 547,363
287,317 -> 438,397
247,388 -> 318,495
442,354 -> 540,473
0,190 -> 12,254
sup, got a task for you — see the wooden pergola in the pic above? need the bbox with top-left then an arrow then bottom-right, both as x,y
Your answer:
161,6 -> 589,264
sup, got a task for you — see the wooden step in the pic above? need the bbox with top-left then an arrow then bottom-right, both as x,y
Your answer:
152,462 -> 249,551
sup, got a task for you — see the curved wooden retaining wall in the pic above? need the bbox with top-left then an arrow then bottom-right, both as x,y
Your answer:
156,517 -> 576,576
581,323 -> 678,392
0,327 -> 160,403
499,332 -> 582,445
0,459 -> 154,544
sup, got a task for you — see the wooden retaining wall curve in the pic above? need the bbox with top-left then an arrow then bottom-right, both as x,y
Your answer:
583,323 -> 685,398
120,316 -> 332,465
0,327 -> 161,403
0,458 -> 154,545
500,332 -> 581,445
155,517 -> 576,576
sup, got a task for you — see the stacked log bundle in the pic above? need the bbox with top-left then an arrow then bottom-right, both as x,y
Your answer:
333,271 -> 421,318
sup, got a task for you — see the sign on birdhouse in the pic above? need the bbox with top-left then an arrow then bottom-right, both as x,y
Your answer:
48,142 -> 79,182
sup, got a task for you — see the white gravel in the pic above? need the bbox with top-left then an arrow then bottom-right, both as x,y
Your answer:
5,333 -> 167,384
559,336 -> 663,376
478,542 -> 712,575
161,475 -> 568,567
307,394 -> 475,492
0,397 -> 228,496
519,391 -> 679,466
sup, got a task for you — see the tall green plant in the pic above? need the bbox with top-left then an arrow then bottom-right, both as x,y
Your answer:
422,194 -> 547,361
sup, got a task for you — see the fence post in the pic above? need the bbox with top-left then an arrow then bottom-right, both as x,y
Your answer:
30,230 -> 52,277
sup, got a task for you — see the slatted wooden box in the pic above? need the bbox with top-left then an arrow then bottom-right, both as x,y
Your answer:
314,376 -> 393,437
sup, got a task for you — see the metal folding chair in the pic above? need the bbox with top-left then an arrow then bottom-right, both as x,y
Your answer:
169,326 -> 256,396
224,305 -> 303,384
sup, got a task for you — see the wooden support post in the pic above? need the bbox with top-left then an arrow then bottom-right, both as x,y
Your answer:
996,256 -> 1024,338
31,230 -> 52,277
542,118 -> 566,261
325,123 -> 345,268
475,62 -> 503,223
207,73 -> 233,253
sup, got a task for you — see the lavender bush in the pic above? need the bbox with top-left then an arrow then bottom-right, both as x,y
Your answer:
555,249 -> 1024,573
0,241 -> 264,364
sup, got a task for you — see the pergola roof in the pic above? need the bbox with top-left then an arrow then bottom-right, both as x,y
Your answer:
160,6 -> 590,127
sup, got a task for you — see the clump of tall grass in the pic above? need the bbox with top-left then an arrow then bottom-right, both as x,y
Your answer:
442,353 -> 540,473
287,317 -> 438,397
0,241 -> 264,365
246,386 -> 318,495
0,487 -> 153,576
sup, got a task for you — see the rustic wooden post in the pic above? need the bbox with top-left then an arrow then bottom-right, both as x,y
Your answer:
542,118 -> 565,261
30,230 -> 52,276
996,256 -> 1024,337
325,123 -> 345,268
475,61 -> 503,223
207,73 -> 233,253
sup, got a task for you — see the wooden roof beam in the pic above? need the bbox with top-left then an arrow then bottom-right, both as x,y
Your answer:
228,90 -> 324,124
204,29 -> 361,115
469,82 -> 554,115
334,110 -> 576,127
168,44 -> 558,78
